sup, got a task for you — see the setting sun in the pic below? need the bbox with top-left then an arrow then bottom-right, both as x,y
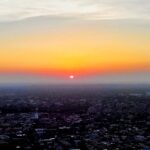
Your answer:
69,75 -> 74,79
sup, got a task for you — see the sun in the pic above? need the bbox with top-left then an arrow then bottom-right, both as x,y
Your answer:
69,75 -> 74,79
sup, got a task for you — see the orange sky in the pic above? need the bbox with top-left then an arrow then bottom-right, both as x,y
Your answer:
0,19 -> 150,77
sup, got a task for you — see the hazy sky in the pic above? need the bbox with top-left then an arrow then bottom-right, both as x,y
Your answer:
0,0 -> 150,84
0,0 -> 150,21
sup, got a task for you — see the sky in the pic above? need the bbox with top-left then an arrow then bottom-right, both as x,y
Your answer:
0,0 -> 150,84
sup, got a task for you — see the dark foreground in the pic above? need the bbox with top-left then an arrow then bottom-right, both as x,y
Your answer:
0,85 -> 150,150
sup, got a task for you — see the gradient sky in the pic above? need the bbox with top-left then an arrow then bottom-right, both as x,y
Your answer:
0,0 -> 150,84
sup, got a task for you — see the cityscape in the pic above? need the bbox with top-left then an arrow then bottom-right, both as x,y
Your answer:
0,85 -> 150,149
0,0 -> 150,149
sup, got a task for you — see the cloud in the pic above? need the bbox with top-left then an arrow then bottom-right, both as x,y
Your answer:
0,0 -> 149,22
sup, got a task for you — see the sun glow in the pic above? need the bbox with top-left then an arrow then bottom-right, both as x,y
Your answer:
0,16 -> 150,79
69,75 -> 74,79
